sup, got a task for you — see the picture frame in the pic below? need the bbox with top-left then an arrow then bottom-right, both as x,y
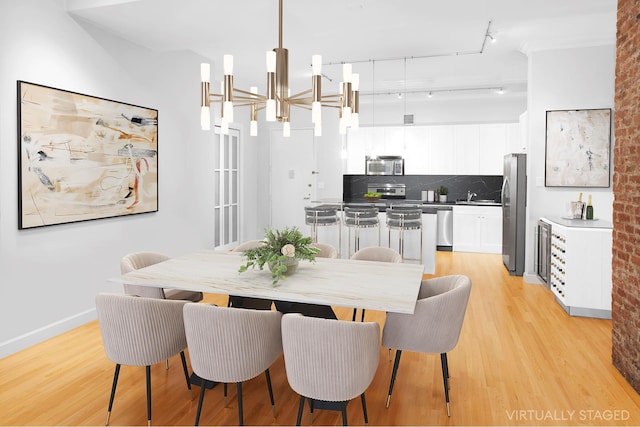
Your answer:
17,81 -> 159,229
544,108 -> 612,188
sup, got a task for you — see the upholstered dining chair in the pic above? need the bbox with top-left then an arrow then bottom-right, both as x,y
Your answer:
95,293 -> 193,426
281,313 -> 380,426
229,240 -> 273,310
183,303 -> 283,426
120,251 -> 203,302
381,274 -> 472,416
310,242 -> 338,259
349,246 -> 402,321
273,242 -> 338,319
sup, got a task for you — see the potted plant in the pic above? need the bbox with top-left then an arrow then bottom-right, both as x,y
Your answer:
363,191 -> 382,202
238,227 -> 319,286
439,186 -> 448,202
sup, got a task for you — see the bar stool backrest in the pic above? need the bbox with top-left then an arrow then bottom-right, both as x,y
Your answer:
305,206 -> 340,226
344,206 -> 379,227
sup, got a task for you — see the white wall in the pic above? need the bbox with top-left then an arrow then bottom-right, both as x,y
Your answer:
523,44 -> 616,280
0,0 -> 223,357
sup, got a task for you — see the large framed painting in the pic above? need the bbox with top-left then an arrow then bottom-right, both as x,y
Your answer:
17,81 -> 158,229
545,108 -> 612,188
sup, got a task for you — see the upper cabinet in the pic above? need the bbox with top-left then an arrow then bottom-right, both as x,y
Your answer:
346,122 -> 520,175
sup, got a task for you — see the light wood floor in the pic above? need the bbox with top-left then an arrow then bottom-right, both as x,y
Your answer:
2,252 -> 640,426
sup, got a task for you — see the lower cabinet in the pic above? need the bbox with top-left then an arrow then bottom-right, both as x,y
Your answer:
544,218 -> 612,319
452,206 -> 502,254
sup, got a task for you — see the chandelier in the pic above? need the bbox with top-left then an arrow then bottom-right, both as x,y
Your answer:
199,0 -> 359,137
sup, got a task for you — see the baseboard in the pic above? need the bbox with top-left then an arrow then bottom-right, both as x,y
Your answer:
0,308 -> 96,359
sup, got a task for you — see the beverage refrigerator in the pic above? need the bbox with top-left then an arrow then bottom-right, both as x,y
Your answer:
502,153 -> 527,276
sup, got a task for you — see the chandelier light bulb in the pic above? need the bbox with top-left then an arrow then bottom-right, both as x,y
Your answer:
223,101 -> 234,123
200,63 -> 210,82
250,120 -> 258,136
352,73 -> 359,91
342,63 -> 352,82
283,121 -> 291,137
221,118 -> 229,135
200,106 -> 210,130
312,101 -> 322,124
266,51 -> 276,73
339,117 -> 348,135
223,55 -> 234,75
351,113 -> 359,129
314,122 -> 322,137
312,55 -> 322,76
266,99 -> 276,121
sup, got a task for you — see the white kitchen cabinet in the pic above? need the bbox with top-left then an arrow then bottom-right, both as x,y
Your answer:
544,217 -> 612,319
427,126 -> 455,174
346,122 -> 519,176
478,124 -> 508,175
452,205 -> 502,253
403,127 -> 429,174
453,125 -> 480,174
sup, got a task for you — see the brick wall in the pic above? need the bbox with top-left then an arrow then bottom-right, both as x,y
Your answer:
612,0 -> 640,394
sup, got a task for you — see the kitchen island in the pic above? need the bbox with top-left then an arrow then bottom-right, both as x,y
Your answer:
312,200 -> 438,274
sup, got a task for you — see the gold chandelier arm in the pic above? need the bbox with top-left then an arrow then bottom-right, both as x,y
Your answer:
288,98 -> 312,106
288,89 -> 312,99
233,87 -> 267,100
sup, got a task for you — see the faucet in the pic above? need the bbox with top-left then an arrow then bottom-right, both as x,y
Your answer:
467,191 -> 477,202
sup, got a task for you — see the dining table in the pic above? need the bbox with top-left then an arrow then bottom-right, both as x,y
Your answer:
110,249 -> 425,314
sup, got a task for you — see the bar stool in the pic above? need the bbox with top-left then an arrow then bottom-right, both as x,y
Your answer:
304,205 -> 341,258
344,205 -> 380,258
386,206 -> 423,263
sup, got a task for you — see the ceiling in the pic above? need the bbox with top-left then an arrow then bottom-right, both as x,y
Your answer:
65,0 -> 617,105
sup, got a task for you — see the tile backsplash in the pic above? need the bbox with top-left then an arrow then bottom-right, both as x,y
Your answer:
343,174 -> 503,202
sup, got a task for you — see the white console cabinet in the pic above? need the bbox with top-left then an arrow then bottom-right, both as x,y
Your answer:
543,217 -> 612,319
452,206 -> 502,254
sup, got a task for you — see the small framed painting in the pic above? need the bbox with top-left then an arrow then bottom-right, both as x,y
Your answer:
544,108 -> 612,188
17,81 -> 159,229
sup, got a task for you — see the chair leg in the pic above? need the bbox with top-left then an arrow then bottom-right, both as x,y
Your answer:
340,401 -> 348,426
351,308 -> 357,321
105,364 -> 121,425
386,349 -> 403,408
194,381 -> 207,426
296,396 -> 305,426
145,365 -> 151,427
309,398 -> 315,422
440,353 -> 451,417
360,309 -> 366,322
223,383 -> 228,407
179,351 -> 194,400
165,359 -> 169,370
237,382 -> 244,426
265,369 -> 277,417
360,392 -> 369,424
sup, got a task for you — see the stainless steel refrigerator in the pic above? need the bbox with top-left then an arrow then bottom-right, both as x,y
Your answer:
502,153 -> 526,276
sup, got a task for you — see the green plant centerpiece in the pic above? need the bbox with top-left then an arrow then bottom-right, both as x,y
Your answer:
238,227 -> 319,286
439,185 -> 448,195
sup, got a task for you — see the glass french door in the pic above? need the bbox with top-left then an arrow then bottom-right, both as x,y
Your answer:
213,127 -> 239,249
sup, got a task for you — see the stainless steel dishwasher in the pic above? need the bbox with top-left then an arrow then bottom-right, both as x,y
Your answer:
436,207 -> 453,251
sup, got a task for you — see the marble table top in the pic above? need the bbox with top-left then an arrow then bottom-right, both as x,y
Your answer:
110,250 -> 424,314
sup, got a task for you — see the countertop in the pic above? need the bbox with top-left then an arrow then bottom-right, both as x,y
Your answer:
315,198 -> 501,213
542,216 -> 613,229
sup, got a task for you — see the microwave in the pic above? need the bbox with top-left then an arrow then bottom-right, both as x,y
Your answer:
365,156 -> 404,175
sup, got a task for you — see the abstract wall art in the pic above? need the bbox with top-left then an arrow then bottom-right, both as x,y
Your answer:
545,108 -> 612,188
17,81 -> 158,229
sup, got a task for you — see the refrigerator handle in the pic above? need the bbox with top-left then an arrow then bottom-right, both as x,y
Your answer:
501,177 -> 508,205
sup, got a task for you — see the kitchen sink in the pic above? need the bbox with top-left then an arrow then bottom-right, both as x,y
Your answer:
455,200 -> 501,206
